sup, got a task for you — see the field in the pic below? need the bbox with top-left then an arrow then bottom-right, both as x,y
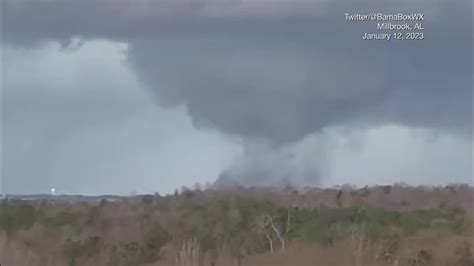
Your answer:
1,185 -> 472,266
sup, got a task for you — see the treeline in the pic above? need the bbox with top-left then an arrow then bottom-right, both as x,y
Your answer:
0,185 -> 472,266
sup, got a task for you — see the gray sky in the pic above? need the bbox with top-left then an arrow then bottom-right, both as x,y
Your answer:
1,0 -> 472,195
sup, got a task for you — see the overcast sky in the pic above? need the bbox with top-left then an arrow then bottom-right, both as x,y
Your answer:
1,0 -> 472,195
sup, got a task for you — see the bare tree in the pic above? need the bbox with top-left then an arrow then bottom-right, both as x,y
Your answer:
255,215 -> 274,253
262,208 -> 292,252
265,214 -> 285,250
175,238 -> 200,266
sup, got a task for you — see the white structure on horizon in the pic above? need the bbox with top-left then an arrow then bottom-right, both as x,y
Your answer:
51,188 -> 56,196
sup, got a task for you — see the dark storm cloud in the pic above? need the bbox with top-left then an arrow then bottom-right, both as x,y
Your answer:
2,0 -> 472,144
2,0 -> 472,189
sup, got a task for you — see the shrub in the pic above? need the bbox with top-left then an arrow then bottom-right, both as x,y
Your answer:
63,238 -> 82,266
120,241 -> 141,266
381,185 -> 392,194
299,219 -> 334,246
62,236 -> 103,266
0,204 -> 37,232
42,210 -> 80,228
141,223 -> 170,262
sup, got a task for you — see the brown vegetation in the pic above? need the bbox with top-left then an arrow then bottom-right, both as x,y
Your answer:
0,184 -> 472,266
